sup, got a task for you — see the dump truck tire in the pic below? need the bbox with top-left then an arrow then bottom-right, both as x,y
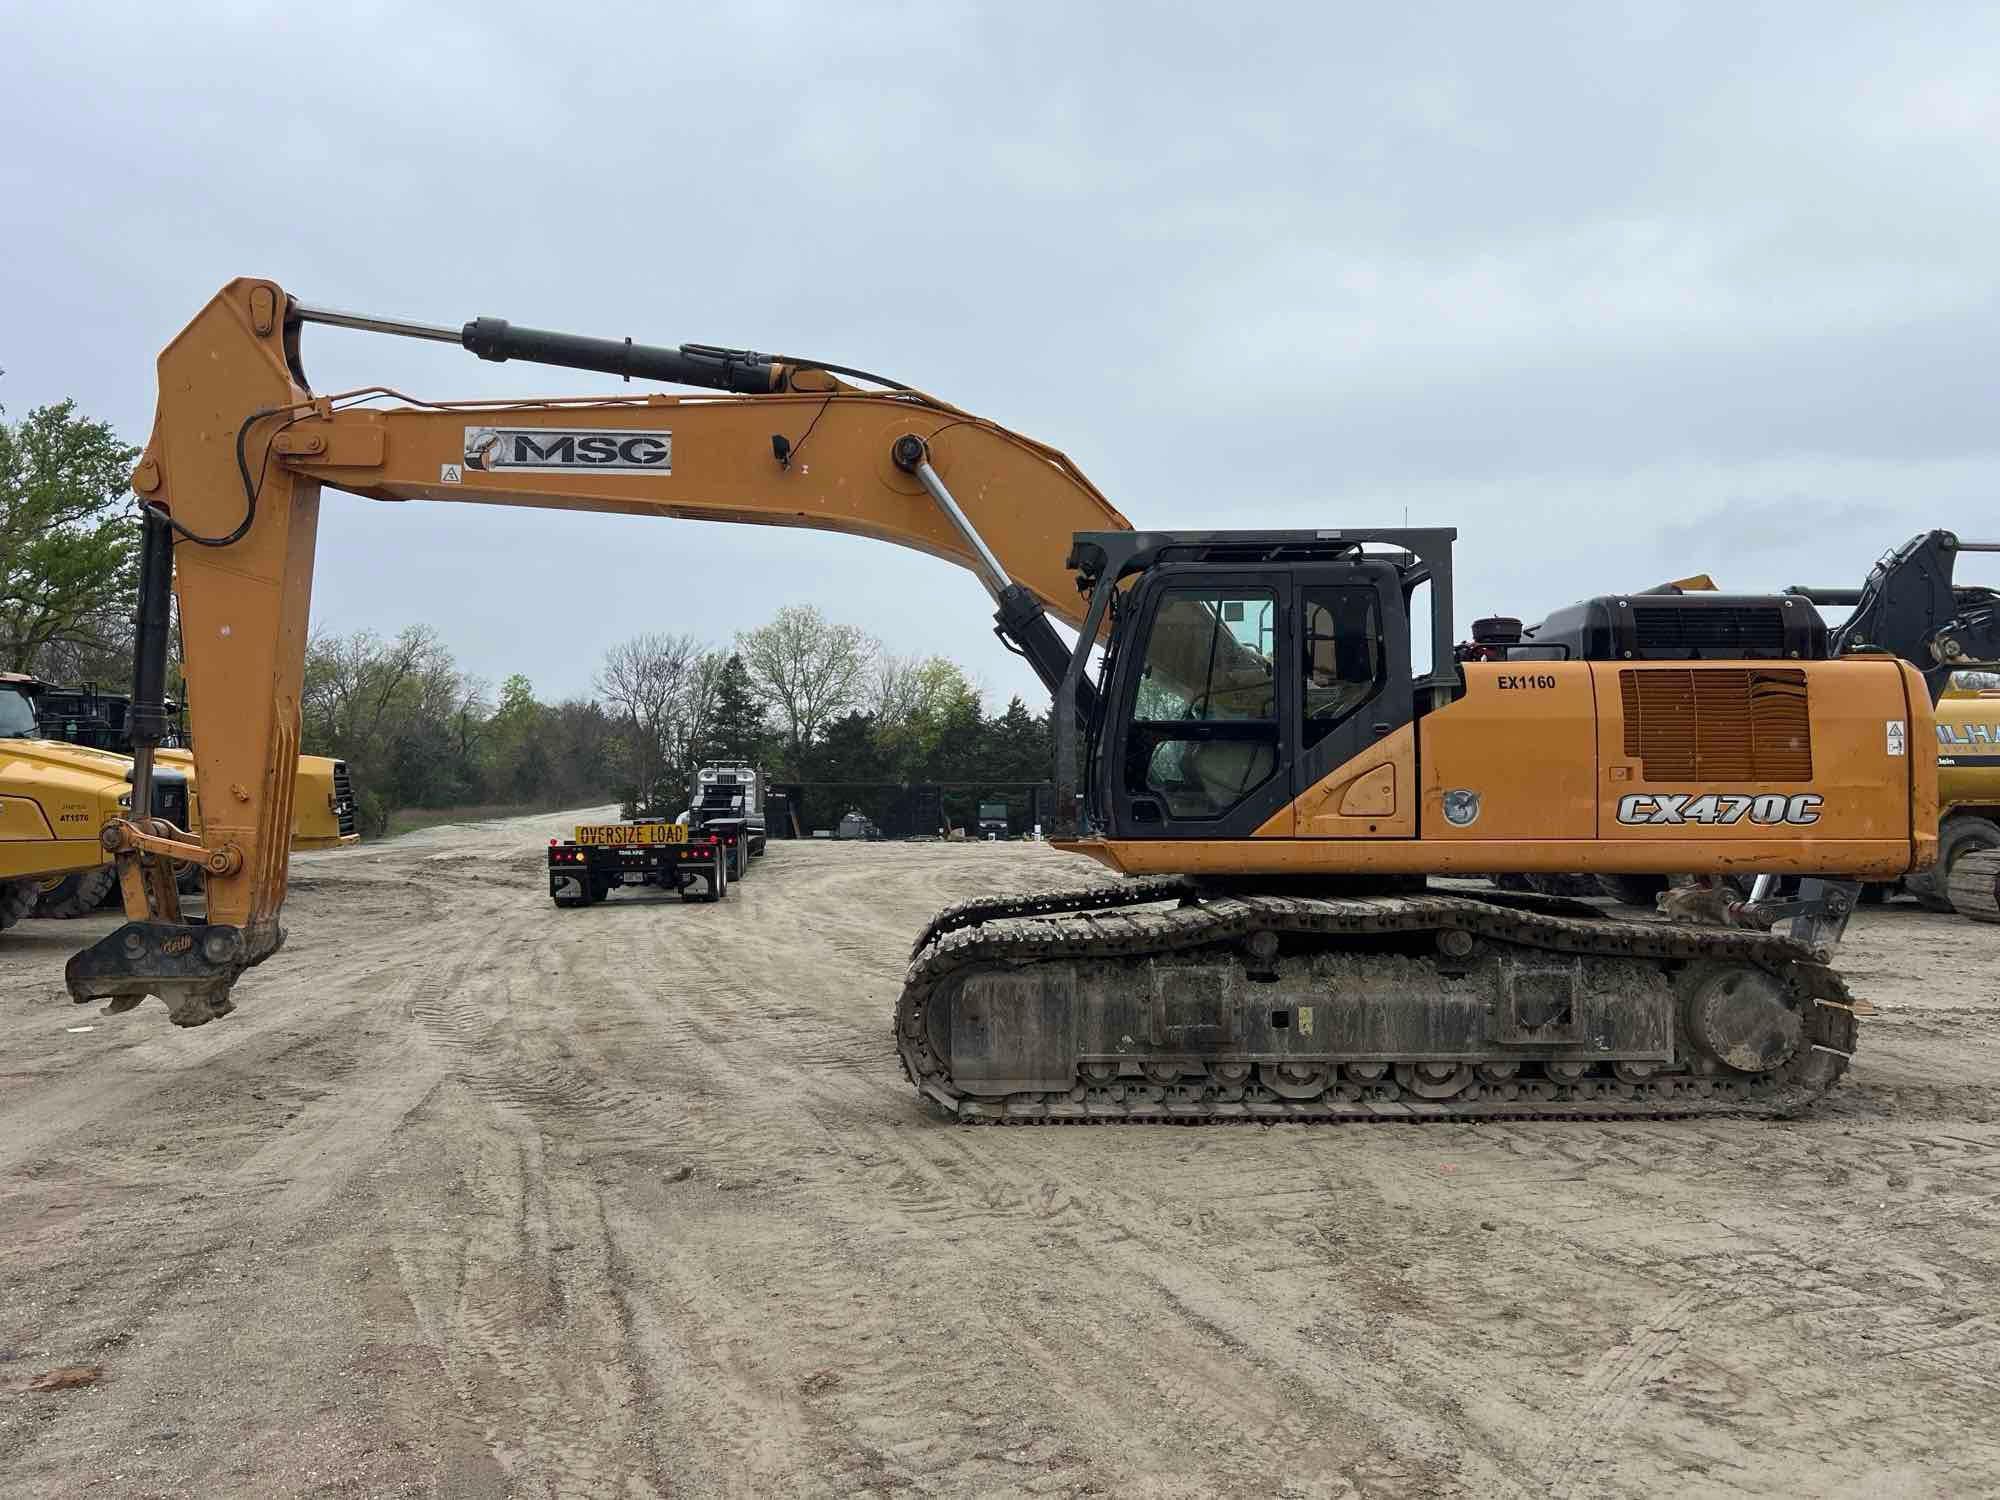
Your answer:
33,867 -> 120,919
1911,814 -> 2000,913
0,878 -> 40,931
1947,849 -> 2000,924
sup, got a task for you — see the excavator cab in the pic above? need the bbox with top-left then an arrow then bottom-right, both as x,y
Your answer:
1059,530 -> 1452,844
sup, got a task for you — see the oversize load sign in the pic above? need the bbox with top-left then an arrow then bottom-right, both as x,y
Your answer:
464,426 -> 672,473
1616,793 -> 1822,826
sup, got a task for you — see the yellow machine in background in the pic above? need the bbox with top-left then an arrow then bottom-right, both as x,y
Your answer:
0,674 -> 156,924
1932,684 -> 2000,918
156,748 -> 359,851
1,673 -> 357,926
286,755 -> 359,848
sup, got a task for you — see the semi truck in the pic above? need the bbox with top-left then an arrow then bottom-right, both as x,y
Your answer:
685,762 -> 765,878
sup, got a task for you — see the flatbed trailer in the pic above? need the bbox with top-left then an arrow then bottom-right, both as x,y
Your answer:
547,820 -> 731,906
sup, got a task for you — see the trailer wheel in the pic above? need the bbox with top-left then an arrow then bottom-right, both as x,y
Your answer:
1909,814 -> 2000,913
33,867 -> 120,919
0,878 -> 40,931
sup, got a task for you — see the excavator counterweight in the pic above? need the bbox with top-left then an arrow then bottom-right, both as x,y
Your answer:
71,279 -> 1939,1121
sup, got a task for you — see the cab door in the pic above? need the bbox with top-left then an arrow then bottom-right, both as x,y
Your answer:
1105,570 -> 1294,839
1282,565 -> 1417,838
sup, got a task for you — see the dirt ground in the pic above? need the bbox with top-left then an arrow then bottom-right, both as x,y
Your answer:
2,809 -> 1998,1499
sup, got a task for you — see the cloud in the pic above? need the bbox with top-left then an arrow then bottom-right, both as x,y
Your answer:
2,2 -> 1997,706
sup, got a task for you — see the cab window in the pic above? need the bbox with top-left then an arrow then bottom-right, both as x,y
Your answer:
1300,588 -> 1384,748
1125,589 -> 1279,820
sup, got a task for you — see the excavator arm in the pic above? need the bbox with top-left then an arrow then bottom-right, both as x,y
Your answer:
67,278 -> 1133,1024
1789,530 -> 2000,701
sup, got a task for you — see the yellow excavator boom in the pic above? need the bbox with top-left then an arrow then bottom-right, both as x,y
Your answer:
75,279 -> 1134,1020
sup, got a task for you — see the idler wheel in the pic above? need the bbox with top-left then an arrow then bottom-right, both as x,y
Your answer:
1259,1062 -> 1333,1099
1396,1062 -> 1473,1100
1681,964 -> 1802,1074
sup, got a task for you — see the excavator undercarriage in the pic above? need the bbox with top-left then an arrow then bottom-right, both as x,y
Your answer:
898,880 -> 1857,1122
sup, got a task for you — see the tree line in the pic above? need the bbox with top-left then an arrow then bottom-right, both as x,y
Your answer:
300,604 -> 1054,834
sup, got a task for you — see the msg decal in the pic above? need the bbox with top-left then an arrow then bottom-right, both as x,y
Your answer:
463,426 -> 671,473
1616,793 -> 1822,827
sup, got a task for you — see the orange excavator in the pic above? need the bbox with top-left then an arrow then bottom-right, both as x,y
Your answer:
68,279 -> 1937,1122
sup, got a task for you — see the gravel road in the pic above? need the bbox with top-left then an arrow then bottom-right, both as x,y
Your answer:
3,807 -> 1997,1498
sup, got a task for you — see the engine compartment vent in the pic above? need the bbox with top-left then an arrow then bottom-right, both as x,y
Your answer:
1630,604 -> 1787,655
1619,668 -> 1813,781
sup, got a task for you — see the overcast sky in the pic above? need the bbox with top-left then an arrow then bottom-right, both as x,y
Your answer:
3,2 -> 1996,707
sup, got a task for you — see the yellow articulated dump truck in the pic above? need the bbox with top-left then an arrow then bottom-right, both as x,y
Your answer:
1,673 -> 356,926
1,673 -> 170,922
156,748 -> 359,851
1928,683 -> 2000,919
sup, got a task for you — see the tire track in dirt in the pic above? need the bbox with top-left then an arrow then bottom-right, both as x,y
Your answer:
9,819 -> 2000,1498
1531,1288 -> 1704,1498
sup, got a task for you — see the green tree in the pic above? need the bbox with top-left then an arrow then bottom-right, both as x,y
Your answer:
0,398 -> 140,673
990,695 -> 1048,781
701,652 -> 768,763
488,673 -> 553,800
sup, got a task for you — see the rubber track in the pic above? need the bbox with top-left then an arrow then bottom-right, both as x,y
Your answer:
896,889 -> 1860,1125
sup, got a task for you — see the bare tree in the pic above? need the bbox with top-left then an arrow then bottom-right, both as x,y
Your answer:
868,653 -> 926,735
303,624 -> 459,754
595,632 -> 706,809
736,605 -> 876,760
869,652 -> 979,760
661,651 -> 728,779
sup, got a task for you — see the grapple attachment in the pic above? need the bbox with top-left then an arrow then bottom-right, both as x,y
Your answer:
65,920 -> 280,1027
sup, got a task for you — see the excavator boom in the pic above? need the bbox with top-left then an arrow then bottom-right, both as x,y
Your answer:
68,279 -> 1132,1022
